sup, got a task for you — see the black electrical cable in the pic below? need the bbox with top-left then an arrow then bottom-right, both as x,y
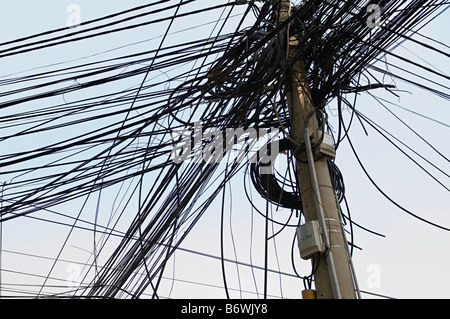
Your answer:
2,0 -> 449,299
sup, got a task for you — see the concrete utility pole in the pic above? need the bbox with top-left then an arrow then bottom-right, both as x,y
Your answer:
278,0 -> 358,299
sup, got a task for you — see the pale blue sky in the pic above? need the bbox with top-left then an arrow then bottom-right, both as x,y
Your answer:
0,1 -> 448,299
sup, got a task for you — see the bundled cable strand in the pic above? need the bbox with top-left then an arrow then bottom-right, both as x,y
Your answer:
0,0 -> 448,299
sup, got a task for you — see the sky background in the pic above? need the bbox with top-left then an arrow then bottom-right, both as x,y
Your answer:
0,1 -> 449,299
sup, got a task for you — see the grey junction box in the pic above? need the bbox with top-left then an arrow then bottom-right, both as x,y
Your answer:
296,220 -> 326,260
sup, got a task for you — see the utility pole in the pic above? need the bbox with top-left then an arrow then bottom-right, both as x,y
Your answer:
278,0 -> 358,299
